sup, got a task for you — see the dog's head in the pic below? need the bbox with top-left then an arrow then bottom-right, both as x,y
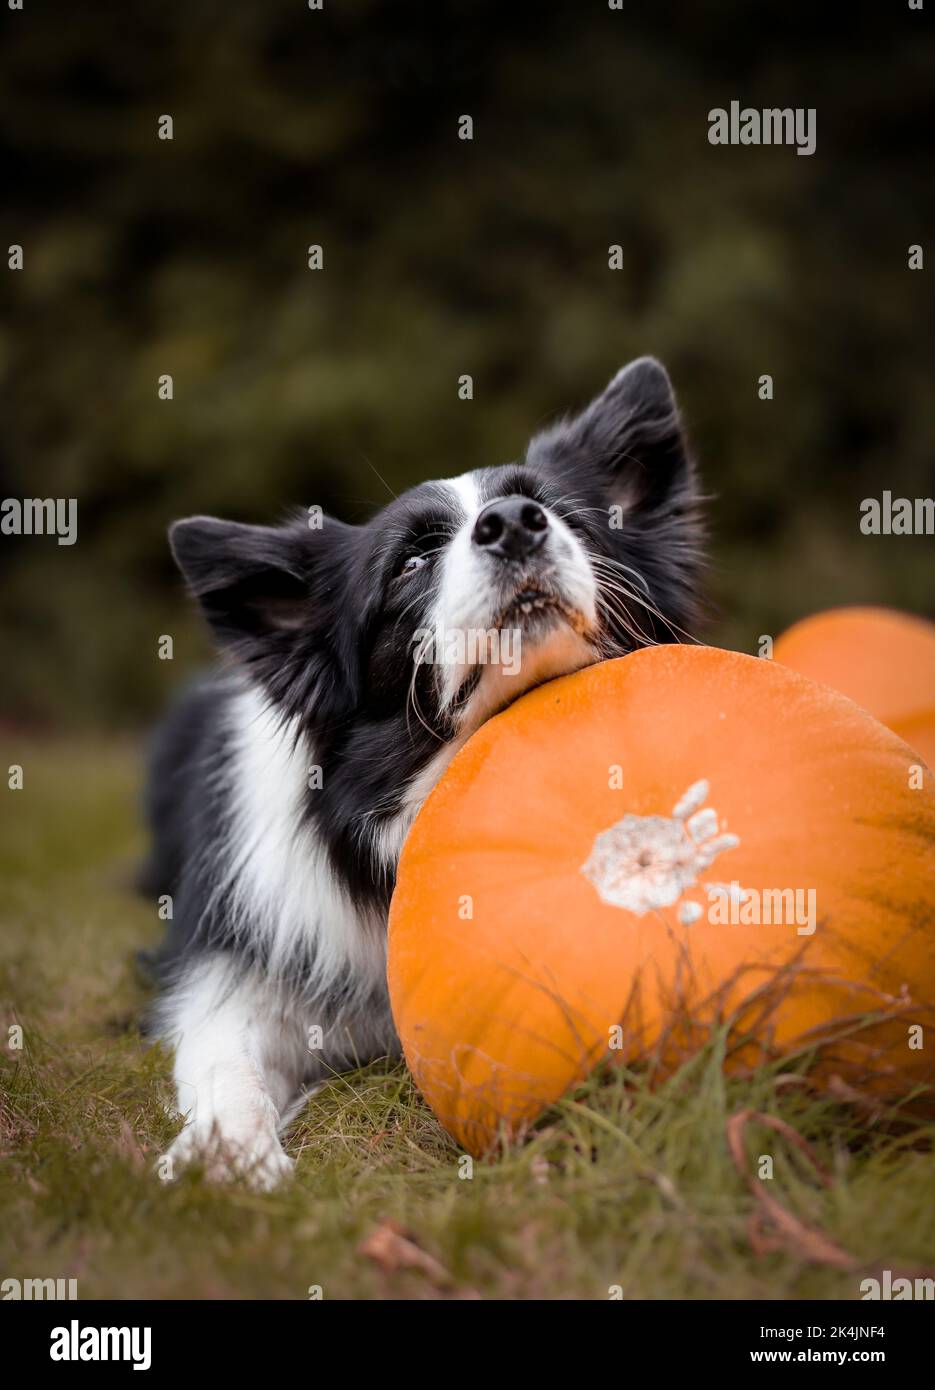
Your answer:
171,357 -> 703,749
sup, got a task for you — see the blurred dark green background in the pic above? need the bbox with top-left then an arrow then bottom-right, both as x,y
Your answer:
1,0 -> 932,731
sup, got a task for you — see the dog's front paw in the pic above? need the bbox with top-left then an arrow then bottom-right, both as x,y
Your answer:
161,1122 -> 294,1191
229,1129 -> 295,1191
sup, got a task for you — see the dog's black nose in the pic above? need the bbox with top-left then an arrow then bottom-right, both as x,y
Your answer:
472,496 -> 549,560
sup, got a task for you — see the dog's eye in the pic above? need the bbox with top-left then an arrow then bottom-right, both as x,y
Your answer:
398,553 -> 429,577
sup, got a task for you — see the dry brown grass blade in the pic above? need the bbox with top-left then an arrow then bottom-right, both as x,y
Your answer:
727,1108 -> 856,1270
825,1073 -> 887,1124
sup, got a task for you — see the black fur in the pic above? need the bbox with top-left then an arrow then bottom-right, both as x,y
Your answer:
144,358 -> 704,986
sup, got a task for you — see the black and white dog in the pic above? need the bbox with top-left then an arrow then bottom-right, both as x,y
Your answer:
142,357 -> 704,1187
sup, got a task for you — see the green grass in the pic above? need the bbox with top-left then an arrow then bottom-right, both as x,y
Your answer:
1,738 -> 933,1300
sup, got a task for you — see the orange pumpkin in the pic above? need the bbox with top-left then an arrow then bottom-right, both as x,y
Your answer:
774,607 -> 935,768
388,646 -> 935,1156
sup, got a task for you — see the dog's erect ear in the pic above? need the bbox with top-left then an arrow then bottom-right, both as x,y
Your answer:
169,517 -> 315,647
526,357 -> 694,514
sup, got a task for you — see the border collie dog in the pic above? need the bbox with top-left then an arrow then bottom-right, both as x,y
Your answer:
143,357 -> 704,1187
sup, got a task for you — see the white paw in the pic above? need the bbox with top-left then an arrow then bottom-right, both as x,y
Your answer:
161,1122 -> 294,1191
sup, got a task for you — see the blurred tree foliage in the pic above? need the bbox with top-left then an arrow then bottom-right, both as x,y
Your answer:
1,0 -> 932,729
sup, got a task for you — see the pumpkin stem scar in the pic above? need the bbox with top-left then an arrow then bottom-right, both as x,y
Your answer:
580,780 -> 741,917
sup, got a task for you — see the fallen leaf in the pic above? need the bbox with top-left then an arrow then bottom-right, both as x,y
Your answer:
358,1219 -> 453,1286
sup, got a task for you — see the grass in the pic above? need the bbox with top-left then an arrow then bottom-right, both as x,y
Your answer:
1,737 -> 933,1300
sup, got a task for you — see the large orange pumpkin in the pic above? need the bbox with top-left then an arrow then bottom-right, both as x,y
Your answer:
387,646 -> 935,1156
774,607 -> 935,768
